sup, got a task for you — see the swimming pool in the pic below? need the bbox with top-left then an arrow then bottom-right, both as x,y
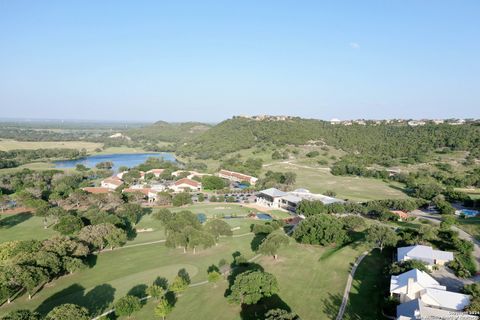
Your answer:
461,209 -> 479,217
256,213 -> 273,220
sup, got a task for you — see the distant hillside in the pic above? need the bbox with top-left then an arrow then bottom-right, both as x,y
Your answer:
177,117 -> 480,163
127,121 -> 212,143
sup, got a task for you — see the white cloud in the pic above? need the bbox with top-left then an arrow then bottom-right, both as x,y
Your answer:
349,42 -> 360,49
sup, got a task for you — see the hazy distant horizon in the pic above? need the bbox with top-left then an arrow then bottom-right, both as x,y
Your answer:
1,1 -> 479,122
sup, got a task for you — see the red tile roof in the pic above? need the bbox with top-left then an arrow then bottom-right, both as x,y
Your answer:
123,188 -> 151,196
174,178 -> 201,187
219,169 -> 255,182
82,187 -> 111,194
391,210 -> 409,219
102,177 -> 123,186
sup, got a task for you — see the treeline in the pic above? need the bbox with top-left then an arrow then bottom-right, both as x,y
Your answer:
176,117 -> 480,162
0,148 -> 87,169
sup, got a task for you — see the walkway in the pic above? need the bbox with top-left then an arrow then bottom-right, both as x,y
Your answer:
335,250 -> 370,320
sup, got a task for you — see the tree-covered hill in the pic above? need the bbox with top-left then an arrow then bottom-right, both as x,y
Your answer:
177,117 -> 480,163
127,121 -> 212,143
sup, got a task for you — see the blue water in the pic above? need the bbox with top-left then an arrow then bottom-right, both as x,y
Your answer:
462,209 -> 479,217
256,213 -> 273,220
197,213 -> 207,224
54,153 -> 176,172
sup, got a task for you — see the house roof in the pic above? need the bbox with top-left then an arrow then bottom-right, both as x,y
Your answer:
259,188 -> 287,198
396,298 -> 473,320
293,188 -> 310,193
147,169 -> 165,174
281,194 -> 303,204
219,169 -> 257,181
102,177 -> 123,186
423,288 -> 470,311
390,269 -> 443,293
82,187 -> 111,194
397,245 -> 454,263
391,210 -> 409,219
174,178 -> 201,187
123,188 -> 151,196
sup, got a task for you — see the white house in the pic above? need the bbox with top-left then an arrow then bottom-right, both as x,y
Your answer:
146,169 -> 165,178
396,298 -> 476,320
397,245 -> 454,267
101,177 -> 123,190
390,269 -> 446,303
391,269 -> 472,319
171,178 -> 202,192
256,188 -> 288,209
217,169 -> 258,185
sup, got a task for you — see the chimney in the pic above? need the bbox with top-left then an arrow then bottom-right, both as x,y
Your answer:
407,277 -> 415,298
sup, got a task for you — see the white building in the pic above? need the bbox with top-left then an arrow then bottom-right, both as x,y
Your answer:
217,169 -> 258,185
101,177 -> 123,190
171,178 -> 202,192
392,269 -> 472,319
256,188 -> 343,211
397,245 -> 454,267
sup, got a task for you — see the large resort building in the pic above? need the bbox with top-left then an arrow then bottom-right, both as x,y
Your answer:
256,187 -> 343,212
218,169 -> 258,185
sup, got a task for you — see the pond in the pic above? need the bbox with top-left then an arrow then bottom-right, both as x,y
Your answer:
256,213 -> 273,220
54,153 -> 176,172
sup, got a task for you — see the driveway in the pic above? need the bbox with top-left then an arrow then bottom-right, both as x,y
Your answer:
432,266 -> 474,292
411,210 -> 480,282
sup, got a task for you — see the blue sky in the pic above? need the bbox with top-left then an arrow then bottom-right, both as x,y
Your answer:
0,1 -> 479,122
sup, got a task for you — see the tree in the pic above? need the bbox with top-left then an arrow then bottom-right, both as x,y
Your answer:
116,203 -> 143,226
78,223 -> 126,251
154,296 -> 173,320
265,308 -> 298,320
114,295 -> 142,318
341,215 -> 366,231
75,164 -> 88,172
1,309 -> 40,320
296,200 -> 326,216
202,176 -> 226,190
172,193 -> 192,207
18,266 -> 48,300
169,276 -> 188,295
62,257 -> 86,274
258,233 -> 289,259
53,215 -> 84,235
466,297 -> 480,313
155,192 -> 172,206
45,304 -> 89,320
366,225 -> 398,252
292,214 -> 348,246
204,219 -> 233,243
207,271 -> 221,284
147,284 -> 164,299
228,270 -> 279,305
418,225 -> 437,242
389,259 -> 430,275
440,215 -> 457,229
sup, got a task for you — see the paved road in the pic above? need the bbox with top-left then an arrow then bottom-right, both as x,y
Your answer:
335,250 -> 370,320
411,210 -> 480,281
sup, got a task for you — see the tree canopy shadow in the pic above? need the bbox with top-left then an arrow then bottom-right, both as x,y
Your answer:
240,294 -> 292,320
154,276 -> 169,290
250,233 -> 267,252
35,283 -> 116,316
0,212 -> 33,228
322,293 -> 343,319
127,284 -> 148,299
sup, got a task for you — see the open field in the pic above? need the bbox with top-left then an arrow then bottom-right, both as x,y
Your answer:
0,162 -> 59,174
93,146 -> 149,155
456,188 -> 480,200
125,241 -> 366,320
344,249 -> 390,320
0,212 -> 57,242
0,235 -> 257,317
0,139 -> 103,152
264,162 -> 408,201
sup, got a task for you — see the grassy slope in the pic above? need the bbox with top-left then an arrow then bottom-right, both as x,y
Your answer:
0,212 -> 57,242
344,249 -> 389,320
265,162 -> 408,201
0,139 -> 103,152
126,242 -> 366,320
456,217 -> 480,241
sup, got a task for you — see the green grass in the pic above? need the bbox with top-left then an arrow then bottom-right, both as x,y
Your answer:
93,146 -> 149,155
456,216 -> 480,241
344,249 -> 389,320
0,235 -> 257,317
264,162 -> 409,201
0,212 -> 57,242
0,139 -> 103,152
